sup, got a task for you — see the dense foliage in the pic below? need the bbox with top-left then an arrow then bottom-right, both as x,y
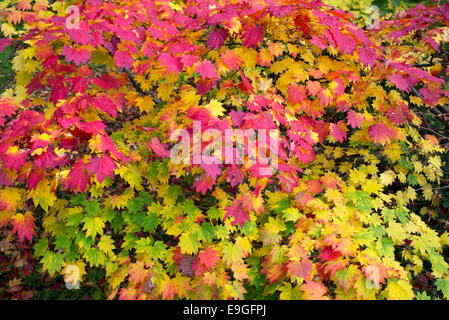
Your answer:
0,0 -> 449,300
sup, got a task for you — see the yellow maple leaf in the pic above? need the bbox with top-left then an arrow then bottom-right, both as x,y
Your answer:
379,170 -> 396,186
205,99 -> 226,117
387,279 -> 415,300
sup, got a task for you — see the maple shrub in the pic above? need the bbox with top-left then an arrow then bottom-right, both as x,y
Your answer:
0,0 -> 449,300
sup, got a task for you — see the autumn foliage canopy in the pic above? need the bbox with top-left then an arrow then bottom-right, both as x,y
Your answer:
0,0 -> 449,300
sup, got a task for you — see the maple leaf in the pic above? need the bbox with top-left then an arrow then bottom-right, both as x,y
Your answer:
193,175 -> 215,195
177,254 -> 195,277
129,262 -> 148,285
386,280 -> 415,300
243,25 -> 264,48
206,29 -> 228,49
221,49 -> 242,71
160,277 -> 177,299
388,74 -> 410,92
82,215 -> 105,238
148,137 -> 170,158
287,260 -> 313,281
196,60 -> 219,80
288,84 -> 307,105
305,179 -> 323,195
113,50 -> 133,70
68,159 -> 91,193
49,80 -> 68,104
198,247 -> 219,270
301,281 -> 329,300
3,146 -> 28,171
306,80 -> 322,97
347,110 -> 365,128
368,123 -> 395,145
61,46 -> 91,65
231,261 -> 250,281
11,211 -> 35,242
238,71 -> 254,94
0,98 -> 17,126
86,154 -> 117,183
357,47 -> 377,68
205,99 -> 225,117
159,53 -> 181,74
68,26 -> 92,45
0,39 -> 12,52
330,121 -> 347,143
119,288 -> 137,300
224,200 -> 251,228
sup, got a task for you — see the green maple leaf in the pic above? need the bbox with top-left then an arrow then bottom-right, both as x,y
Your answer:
376,237 -> 395,258
148,241 -> 167,260
85,199 -> 101,215
82,216 -> 105,238
435,279 -> 449,299
86,248 -> 105,267
128,197 -> 145,214
135,237 -> 153,254
142,211 -> 159,233
33,238 -> 48,258
199,222 -> 215,242
41,251 -> 63,276
346,190 -> 373,212
54,235 -> 71,251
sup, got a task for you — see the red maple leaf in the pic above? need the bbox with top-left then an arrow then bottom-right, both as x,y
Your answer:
68,159 -> 91,193
86,154 -> 117,183
243,25 -> 264,48
368,123 -> 395,145
198,247 -> 220,270
11,211 -> 36,242
286,260 -> 313,281
61,46 -> 91,65
0,98 -> 18,126
224,199 -> 250,227
206,29 -> 228,49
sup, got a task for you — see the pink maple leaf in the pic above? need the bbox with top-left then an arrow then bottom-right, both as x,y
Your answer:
224,200 -> 250,228
330,122 -> 347,142
158,53 -> 181,74
347,110 -> 365,128
288,84 -> 307,104
114,50 -> 133,69
61,46 -> 91,65
196,60 -> 219,80
148,137 -> 170,158
388,74 -> 410,92
368,123 -> 395,145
